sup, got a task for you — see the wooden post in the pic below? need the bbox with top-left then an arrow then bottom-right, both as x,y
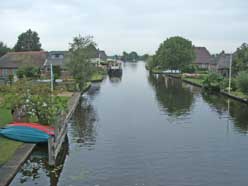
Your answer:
48,136 -> 55,165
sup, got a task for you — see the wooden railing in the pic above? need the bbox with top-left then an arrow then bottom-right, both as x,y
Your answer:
48,92 -> 81,165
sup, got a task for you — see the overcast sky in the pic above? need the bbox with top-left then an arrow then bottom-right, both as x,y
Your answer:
0,0 -> 247,55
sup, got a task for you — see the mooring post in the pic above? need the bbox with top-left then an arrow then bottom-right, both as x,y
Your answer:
48,136 -> 55,166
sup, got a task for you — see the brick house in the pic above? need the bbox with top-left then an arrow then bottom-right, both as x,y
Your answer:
0,51 -> 47,78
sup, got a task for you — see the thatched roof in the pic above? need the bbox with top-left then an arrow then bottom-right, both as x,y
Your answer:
0,51 -> 47,68
193,47 -> 214,65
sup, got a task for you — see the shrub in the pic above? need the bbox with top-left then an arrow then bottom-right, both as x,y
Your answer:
220,78 -> 237,91
16,66 -> 40,79
203,72 -> 224,91
236,71 -> 248,94
182,64 -> 197,73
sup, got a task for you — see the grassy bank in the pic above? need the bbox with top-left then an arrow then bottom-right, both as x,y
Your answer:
0,108 -> 22,166
183,77 -> 204,86
91,73 -> 104,82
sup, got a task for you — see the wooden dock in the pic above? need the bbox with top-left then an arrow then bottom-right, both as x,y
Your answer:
48,92 -> 81,165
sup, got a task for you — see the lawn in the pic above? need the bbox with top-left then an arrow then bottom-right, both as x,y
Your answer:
0,108 -> 22,166
91,73 -> 104,82
183,77 -> 204,86
229,90 -> 248,100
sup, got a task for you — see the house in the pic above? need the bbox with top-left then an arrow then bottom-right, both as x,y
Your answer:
44,51 -> 69,69
215,53 -> 232,77
91,50 -> 108,65
0,51 -> 47,78
43,51 -> 71,79
193,47 -> 216,70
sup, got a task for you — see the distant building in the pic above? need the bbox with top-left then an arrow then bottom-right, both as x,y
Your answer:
215,53 -> 232,77
193,47 -> 216,70
91,50 -> 108,65
0,51 -> 47,78
43,51 -> 70,79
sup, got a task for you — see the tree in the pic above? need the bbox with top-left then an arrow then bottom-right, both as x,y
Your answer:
67,35 -> 96,90
129,51 -> 139,61
14,29 -> 42,51
153,36 -> 195,70
233,43 -> 248,74
236,71 -> 248,94
0,41 -> 11,57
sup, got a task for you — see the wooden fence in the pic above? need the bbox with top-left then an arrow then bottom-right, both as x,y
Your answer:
48,92 -> 81,165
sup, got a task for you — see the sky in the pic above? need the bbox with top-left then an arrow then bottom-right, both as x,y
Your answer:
0,0 -> 248,55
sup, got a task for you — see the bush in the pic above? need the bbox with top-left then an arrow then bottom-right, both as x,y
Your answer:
220,78 -> 237,91
16,66 -> 40,79
203,72 -> 224,91
236,71 -> 248,94
182,64 -> 197,73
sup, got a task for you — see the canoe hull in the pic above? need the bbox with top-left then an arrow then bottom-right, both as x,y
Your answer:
8,122 -> 54,136
0,126 -> 50,143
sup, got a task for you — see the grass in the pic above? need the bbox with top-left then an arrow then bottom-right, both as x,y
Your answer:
91,73 -> 104,82
0,108 -> 22,166
229,90 -> 248,99
183,77 -> 204,86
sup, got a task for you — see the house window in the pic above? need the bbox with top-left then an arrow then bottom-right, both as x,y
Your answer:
3,69 -> 8,77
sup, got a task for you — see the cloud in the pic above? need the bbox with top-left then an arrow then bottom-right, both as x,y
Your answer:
0,0 -> 248,55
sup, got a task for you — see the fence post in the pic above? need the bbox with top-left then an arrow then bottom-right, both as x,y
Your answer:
48,136 -> 55,166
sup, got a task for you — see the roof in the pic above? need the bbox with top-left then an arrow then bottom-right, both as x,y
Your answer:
0,51 -> 47,68
216,54 -> 232,70
92,50 -> 107,60
193,47 -> 213,64
98,50 -> 107,60
44,51 -> 70,67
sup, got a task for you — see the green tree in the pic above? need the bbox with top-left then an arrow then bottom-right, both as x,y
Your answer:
153,36 -> 195,70
236,71 -> 248,94
14,29 -> 42,52
121,51 -> 128,61
0,41 -> 11,57
67,35 -> 96,90
233,43 -> 248,74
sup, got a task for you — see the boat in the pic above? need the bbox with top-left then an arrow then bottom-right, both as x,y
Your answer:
107,60 -> 122,76
8,122 -> 54,136
0,123 -> 54,143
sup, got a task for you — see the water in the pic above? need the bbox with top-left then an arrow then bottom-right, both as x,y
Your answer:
11,62 -> 248,186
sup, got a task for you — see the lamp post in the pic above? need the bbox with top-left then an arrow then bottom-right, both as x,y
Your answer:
50,64 -> 54,93
228,53 -> 232,94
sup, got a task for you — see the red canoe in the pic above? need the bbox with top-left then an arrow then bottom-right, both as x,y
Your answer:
8,122 -> 55,136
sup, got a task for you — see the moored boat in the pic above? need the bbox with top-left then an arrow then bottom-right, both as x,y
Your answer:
0,123 -> 54,143
8,122 -> 54,136
107,60 -> 122,76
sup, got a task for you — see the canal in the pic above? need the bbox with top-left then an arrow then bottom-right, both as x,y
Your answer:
11,62 -> 248,186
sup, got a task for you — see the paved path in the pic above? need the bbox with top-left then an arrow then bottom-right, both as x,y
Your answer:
0,144 -> 35,186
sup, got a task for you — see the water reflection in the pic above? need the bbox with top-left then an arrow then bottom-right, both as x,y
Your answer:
70,102 -> 98,146
87,82 -> 101,99
11,141 -> 68,186
108,73 -> 122,84
202,93 -> 248,133
123,61 -> 138,72
148,73 -> 195,117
